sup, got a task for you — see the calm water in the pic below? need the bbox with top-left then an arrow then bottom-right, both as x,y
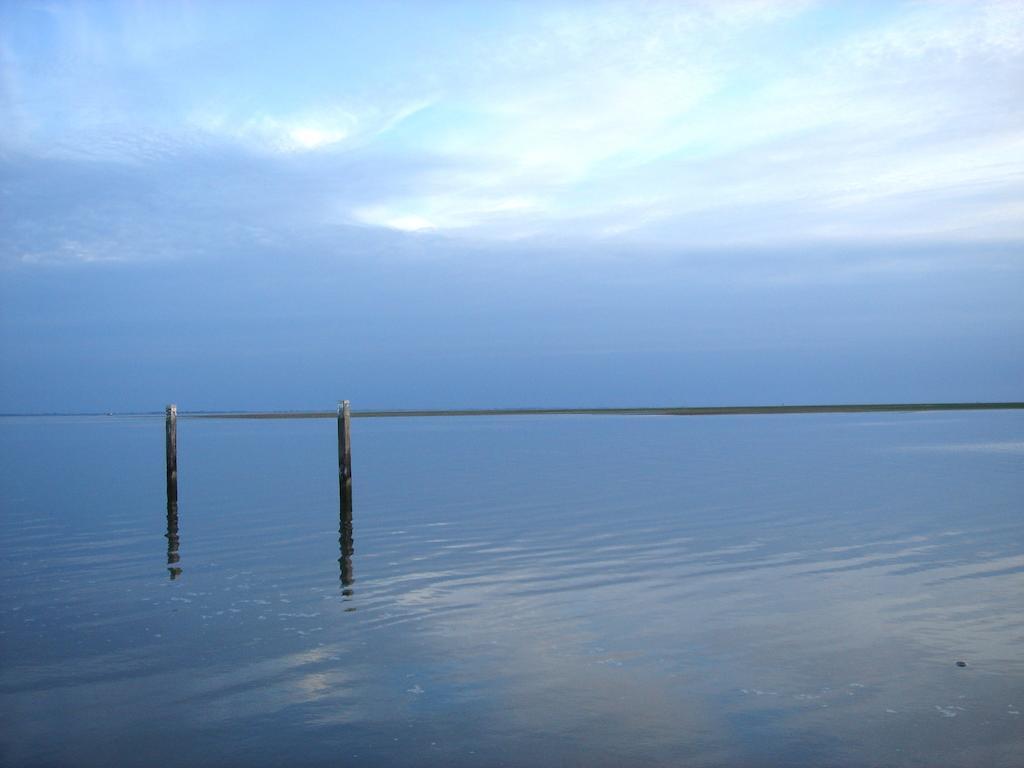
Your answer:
1,412 -> 1022,767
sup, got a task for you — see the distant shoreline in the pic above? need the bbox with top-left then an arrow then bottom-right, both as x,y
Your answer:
3,402 -> 1023,420
190,402 -> 1024,419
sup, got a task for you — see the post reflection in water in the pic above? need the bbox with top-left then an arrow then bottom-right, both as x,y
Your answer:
339,478 -> 355,601
166,496 -> 182,580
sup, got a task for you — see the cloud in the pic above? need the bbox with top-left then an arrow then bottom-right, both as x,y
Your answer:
189,100 -> 434,155
1,0 -> 1022,261
216,112 -> 356,154
315,1 -> 1024,243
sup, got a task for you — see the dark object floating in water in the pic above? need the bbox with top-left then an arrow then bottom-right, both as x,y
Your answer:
956,661 -> 967,667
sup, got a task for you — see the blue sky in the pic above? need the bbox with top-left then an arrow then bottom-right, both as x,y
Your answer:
1,0 -> 1022,411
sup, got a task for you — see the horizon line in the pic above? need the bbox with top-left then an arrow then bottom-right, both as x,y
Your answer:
3,401 -> 1023,419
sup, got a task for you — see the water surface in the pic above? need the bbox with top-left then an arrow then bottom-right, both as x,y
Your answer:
1,412 -> 1022,766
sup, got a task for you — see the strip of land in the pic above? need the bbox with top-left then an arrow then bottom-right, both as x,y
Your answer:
184,402 -> 1024,419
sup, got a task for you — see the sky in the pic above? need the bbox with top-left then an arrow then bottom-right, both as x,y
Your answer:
0,0 -> 1022,412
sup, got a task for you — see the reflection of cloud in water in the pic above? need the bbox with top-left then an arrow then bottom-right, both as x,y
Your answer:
354,497 -> 1024,762
166,644 -> 362,725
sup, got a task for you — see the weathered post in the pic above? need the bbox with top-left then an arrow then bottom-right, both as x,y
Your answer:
165,404 -> 178,504
165,403 -> 181,579
338,400 -> 352,483
337,399 -> 354,599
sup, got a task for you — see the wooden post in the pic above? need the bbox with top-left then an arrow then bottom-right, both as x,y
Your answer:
165,404 -> 181,579
165,404 -> 178,504
338,399 -> 354,599
338,400 -> 352,483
